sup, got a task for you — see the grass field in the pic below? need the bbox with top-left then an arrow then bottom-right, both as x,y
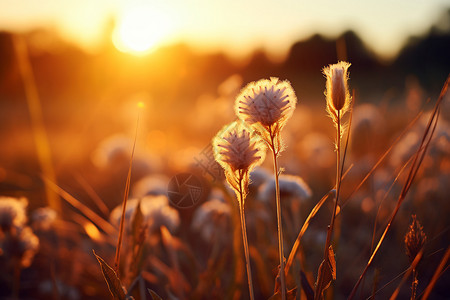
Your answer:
0,31 -> 449,300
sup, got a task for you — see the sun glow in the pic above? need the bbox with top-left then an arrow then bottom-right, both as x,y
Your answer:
113,5 -> 174,55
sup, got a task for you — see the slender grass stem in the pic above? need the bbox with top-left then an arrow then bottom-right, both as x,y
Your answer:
328,110 -> 342,250
411,268 -> 417,300
315,110 -> 342,300
238,175 -> 255,300
13,36 -> 60,213
349,77 -> 447,300
421,246 -> 450,300
114,108 -> 141,275
270,133 -> 286,300
389,250 -> 423,300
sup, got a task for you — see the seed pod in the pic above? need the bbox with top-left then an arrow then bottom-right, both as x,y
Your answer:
405,215 -> 426,263
324,61 -> 351,112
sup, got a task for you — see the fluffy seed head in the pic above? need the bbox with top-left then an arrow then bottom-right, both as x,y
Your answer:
259,174 -> 312,203
235,77 -> 297,153
31,207 -> 57,231
324,61 -> 351,112
213,121 -> 266,201
0,196 -> 28,232
405,215 -> 426,263
16,226 -> 40,268
191,198 -> 231,243
110,195 -> 180,234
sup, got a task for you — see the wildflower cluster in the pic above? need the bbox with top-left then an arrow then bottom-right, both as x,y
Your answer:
213,63 -> 351,300
0,196 -> 41,269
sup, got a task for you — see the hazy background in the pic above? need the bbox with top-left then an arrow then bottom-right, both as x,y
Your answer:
0,1 -> 449,299
0,0 -> 448,178
1,0 -> 449,60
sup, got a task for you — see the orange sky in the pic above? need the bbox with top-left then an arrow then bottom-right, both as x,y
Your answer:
0,0 -> 448,59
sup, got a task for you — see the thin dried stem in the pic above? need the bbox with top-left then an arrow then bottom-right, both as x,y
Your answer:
73,173 -> 110,217
341,108 -> 424,209
389,250 -> 423,300
114,108 -> 141,275
315,110 -> 342,300
330,109 -> 342,246
421,246 -> 450,300
411,268 -> 417,300
13,35 -> 60,212
285,166 -> 353,277
238,175 -> 255,300
270,131 -> 286,300
348,76 -> 448,299
43,178 -> 117,235
366,269 -> 407,300
285,190 -> 335,275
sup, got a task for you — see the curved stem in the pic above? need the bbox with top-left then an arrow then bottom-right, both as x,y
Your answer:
239,175 -> 255,300
315,110 -> 341,299
270,133 -> 286,300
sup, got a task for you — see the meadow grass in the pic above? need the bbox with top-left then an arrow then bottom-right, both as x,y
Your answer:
1,39 -> 449,299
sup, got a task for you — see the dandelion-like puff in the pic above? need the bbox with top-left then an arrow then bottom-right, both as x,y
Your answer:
236,77 -> 297,154
213,121 -> 266,202
212,120 -> 267,300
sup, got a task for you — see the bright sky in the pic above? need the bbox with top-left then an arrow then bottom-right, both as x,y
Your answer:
0,0 -> 448,59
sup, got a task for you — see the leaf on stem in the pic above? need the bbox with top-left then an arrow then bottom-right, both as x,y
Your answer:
314,246 -> 336,299
93,250 -> 127,300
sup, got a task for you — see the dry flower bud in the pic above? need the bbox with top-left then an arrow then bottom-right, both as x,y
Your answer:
405,215 -> 426,263
324,61 -> 351,112
213,121 -> 266,200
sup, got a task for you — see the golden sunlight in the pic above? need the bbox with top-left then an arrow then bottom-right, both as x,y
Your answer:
112,5 -> 173,55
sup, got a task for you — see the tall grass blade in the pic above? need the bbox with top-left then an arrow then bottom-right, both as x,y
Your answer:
43,177 -> 117,235
73,172 -> 110,217
286,166 -> 352,276
13,35 -> 61,212
161,226 -> 188,298
348,75 -> 448,299
285,189 -> 335,275
341,107 -> 424,209
114,106 -> 141,274
389,249 -> 423,300
421,246 -> 450,300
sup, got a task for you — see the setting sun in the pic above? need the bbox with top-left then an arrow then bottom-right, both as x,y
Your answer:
112,5 -> 174,55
